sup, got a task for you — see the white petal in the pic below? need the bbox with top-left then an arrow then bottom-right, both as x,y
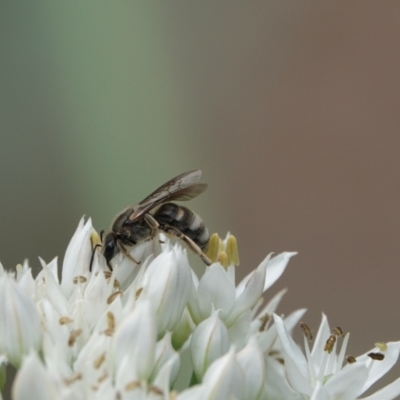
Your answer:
311,313 -> 331,367
61,218 -> 93,298
236,337 -> 265,400
361,377 -> 400,400
195,264 -> 236,321
273,313 -> 311,395
0,276 -> 42,366
358,341 -> 400,393
141,247 -> 192,333
202,348 -> 245,400
226,259 -> 267,326
263,357 -> 303,400
324,362 -> 369,400
12,352 -> 56,400
152,333 -> 180,384
112,300 -> 156,381
236,252 -> 296,296
191,311 -> 230,379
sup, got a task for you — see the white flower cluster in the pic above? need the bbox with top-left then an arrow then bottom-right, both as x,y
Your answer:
1,218 -> 400,400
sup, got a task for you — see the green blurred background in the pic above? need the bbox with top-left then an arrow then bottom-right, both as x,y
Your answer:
2,2 -> 400,396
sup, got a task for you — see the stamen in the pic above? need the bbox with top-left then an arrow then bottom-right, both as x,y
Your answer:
226,235 -> 240,266
107,311 -> 115,330
375,342 -> 387,351
368,352 -> 385,361
346,355 -> 357,364
336,332 -> 350,373
332,326 -> 344,337
91,231 -> 102,248
218,251 -> 229,268
206,233 -> 220,263
68,329 -> 83,347
258,314 -> 270,332
107,291 -> 123,304
135,288 -> 143,299
113,279 -> 121,289
324,334 -> 336,354
300,322 -> 313,341
64,372 -> 82,385
149,385 -> 163,395
73,276 -> 87,284
59,316 -> 73,325
125,381 -> 141,391
103,270 -> 112,279
93,352 -> 106,369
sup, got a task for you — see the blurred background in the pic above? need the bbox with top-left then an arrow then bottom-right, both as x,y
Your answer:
1,1 -> 400,396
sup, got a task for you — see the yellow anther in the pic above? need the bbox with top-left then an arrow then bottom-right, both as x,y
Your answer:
93,352 -> 106,369
218,251 -> 229,269
91,231 -> 102,248
125,381 -> 141,391
375,342 -> 387,351
206,233 -> 220,263
107,311 -> 115,330
226,235 -> 240,266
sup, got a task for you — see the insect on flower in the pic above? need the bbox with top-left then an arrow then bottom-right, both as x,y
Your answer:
90,170 -> 212,271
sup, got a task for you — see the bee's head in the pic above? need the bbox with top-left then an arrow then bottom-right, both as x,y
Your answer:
102,232 -> 119,265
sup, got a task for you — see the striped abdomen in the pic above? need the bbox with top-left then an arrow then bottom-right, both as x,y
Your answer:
153,203 -> 209,250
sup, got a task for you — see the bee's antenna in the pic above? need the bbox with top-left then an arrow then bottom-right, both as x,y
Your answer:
100,229 -> 105,242
89,244 -> 102,272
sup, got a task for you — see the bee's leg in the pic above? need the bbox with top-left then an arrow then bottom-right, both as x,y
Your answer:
89,244 -> 102,272
161,225 -> 212,266
117,241 -> 141,265
143,213 -> 159,239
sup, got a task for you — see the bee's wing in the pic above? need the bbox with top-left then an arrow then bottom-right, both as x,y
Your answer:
129,170 -> 207,221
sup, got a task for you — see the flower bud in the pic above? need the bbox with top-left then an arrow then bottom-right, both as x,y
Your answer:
0,276 -> 41,367
191,311 -> 230,380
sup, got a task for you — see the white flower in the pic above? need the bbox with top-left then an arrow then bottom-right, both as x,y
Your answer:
0,275 -> 41,367
274,313 -> 400,400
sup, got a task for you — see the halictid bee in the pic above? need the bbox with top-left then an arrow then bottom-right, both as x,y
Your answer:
91,170 -> 211,271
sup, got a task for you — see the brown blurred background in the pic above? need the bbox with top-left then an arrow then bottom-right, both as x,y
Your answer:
1,2 -> 400,396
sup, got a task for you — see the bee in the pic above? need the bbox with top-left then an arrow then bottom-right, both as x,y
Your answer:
91,170 -> 211,271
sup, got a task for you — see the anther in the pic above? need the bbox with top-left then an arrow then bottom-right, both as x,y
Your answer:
332,326 -> 344,337
324,334 -> 336,353
107,311 -> 115,331
149,385 -> 163,395
300,322 -> 313,341
206,233 -> 220,263
64,372 -> 82,385
375,342 -> 387,351
68,329 -> 83,347
91,231 -> 102,248
226,235 -> 240,266
346,355 -> 357,364
125,381 -> 141,391
218,251 -> 229,268
259,314 -> 270,332
73,276 -> 87,284
368,352 -> 385,361
93,352 -> 106,369
103,270 -> 112,279
135,288 -> 143,299
107,291 -> 123,304
59,316 -> 73,325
